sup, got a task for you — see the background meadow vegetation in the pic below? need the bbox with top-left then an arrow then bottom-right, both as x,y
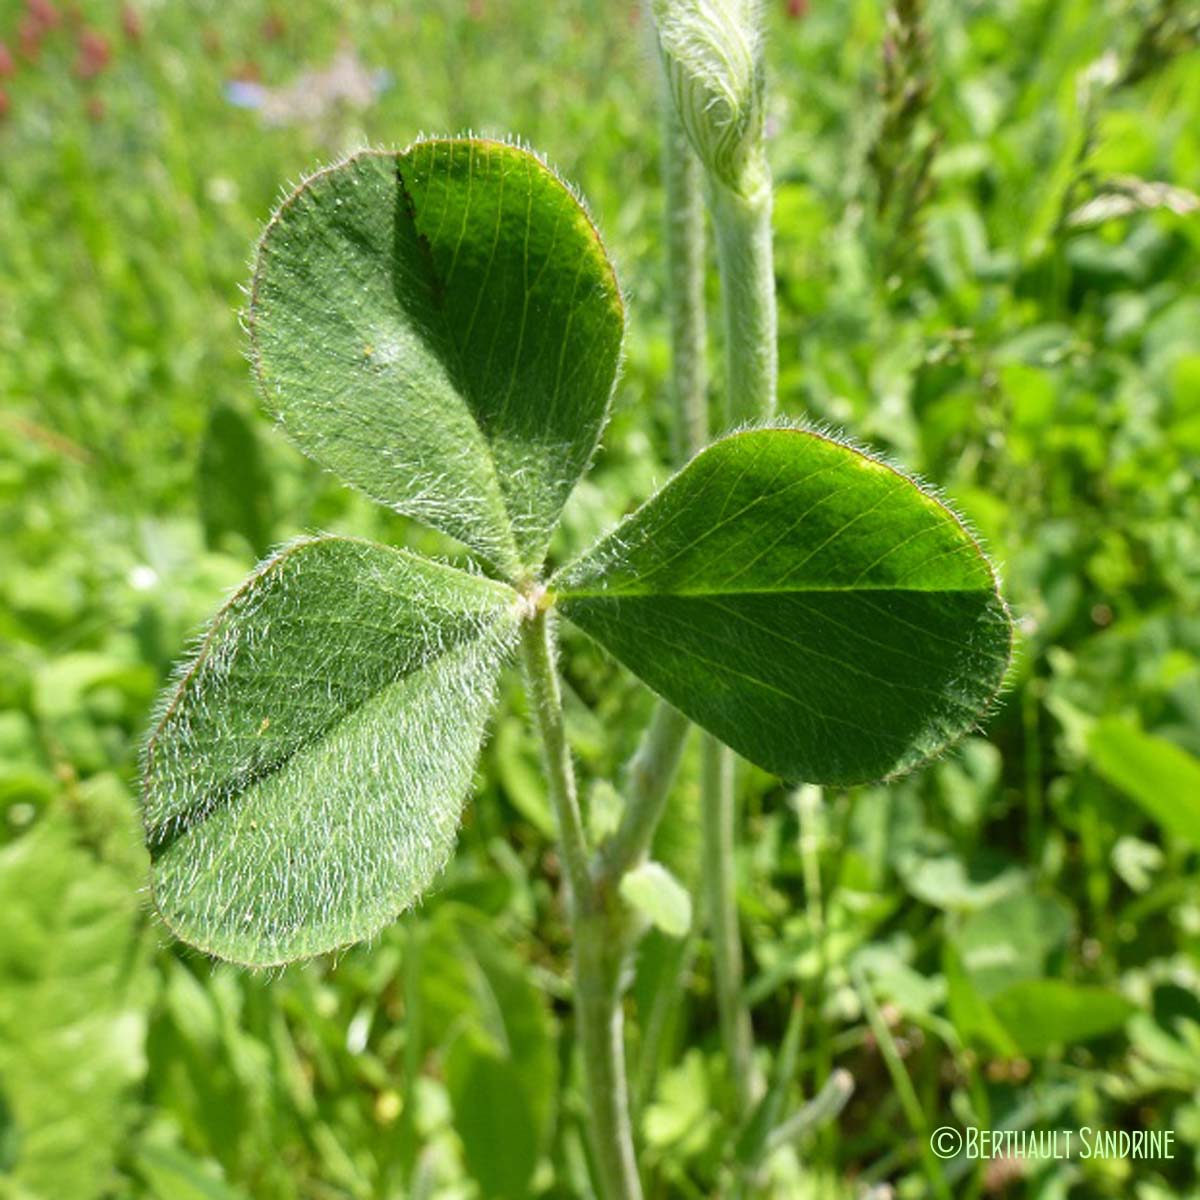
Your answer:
1,0 -> 1199,1196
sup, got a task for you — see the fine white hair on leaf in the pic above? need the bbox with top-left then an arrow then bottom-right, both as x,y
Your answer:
651,0 -> 767,194
549,423 -> 1013,788
246,139 -> 625,582
141,535 -> 520,967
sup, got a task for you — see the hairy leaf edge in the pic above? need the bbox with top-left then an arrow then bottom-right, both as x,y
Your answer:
245,136 -> 627,583
548,422 -> 1017,786
140,533 -> 520,965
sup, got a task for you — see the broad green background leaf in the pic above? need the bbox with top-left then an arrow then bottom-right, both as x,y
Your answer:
620,860 -> 693,937
197,403 -> 274,558
421,906 -> 557,1197
145,962 -> 279,1186
894,843 -> 1027,913
0,806 -> 152,1200
142,536 -> 518,965
493,717 -> 556,837
944,946 -> 1019,1057
446,1038 -> 541,1199
989,980 -> 1136,1057
136,1145 -> 251,1200
250,140 -> 624,577
554,429 -> 1012,784
951,892 -> 1073,997
1089,718 -> 1200,849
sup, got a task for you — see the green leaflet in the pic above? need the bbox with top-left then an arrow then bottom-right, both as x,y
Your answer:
249,140 -> 623,578
553,428 -> 1012,785
142,536 -> 519,965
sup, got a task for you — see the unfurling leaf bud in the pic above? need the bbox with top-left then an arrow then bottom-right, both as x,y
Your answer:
651,0 -> 767,197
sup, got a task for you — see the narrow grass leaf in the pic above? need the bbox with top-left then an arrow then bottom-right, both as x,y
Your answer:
554,428 -> 1011,785
250,140 -> 624,577
142,536 -> 518,965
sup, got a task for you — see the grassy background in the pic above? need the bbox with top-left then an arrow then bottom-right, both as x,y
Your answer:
1,0 -> 1199,1197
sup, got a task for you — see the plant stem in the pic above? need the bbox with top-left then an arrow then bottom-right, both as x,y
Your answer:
574,83 -> 708,1172
520,612 -> 591,906
853,965 -> 953,1200
595,94 -> 709,896
598,702 -> 691,887
574,917 -> 642,1200
701,734 -> 759,1112
709,175 -> 777,425
663,97 -> 710,462
795,784 -> 835,1157
700,172 -> 776,1115
519,612 -> 642,1200
762,1068 -> 855,1155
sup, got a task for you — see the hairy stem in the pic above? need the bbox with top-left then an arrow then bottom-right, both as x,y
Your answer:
664,97 -> 710,462
701,733 -> 758,1112
520,612 -> 591,906
519,612 -> 642,1200
597,702 -> 692,888
699,172 -> 776,1115
575,913 -> 642,1200
595,92 -> 709,895
574,77 -> 710,1179
710,175 -> 777,426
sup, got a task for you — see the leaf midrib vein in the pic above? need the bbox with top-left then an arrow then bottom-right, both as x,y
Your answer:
557,582 -> 992,599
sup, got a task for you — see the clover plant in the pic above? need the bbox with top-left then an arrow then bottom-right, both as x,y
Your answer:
141,137 -> 1011,1195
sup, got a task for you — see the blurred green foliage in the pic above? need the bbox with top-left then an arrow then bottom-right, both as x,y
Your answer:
0,0 -> 1197,1196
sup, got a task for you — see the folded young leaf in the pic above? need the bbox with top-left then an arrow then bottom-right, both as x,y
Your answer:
250,140 -> 624,578
142,536 -> 518,965
553,428 -> 1011,785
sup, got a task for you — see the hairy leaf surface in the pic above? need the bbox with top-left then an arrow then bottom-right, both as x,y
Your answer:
250,140 -> 623,577
554,428 -> 1011,784
142,536 -> 518,965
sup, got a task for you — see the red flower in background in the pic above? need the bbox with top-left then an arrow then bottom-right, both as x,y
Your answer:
0,87 -> 9,119
0,42 -> 14,78
230,60 -> 262,84
786,0 -> 809,17
18,15 -> 43,60
121,5 -> 143,43
74,28 -> 111,79
26,0 -> 61,30
15,0 -> 62,62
